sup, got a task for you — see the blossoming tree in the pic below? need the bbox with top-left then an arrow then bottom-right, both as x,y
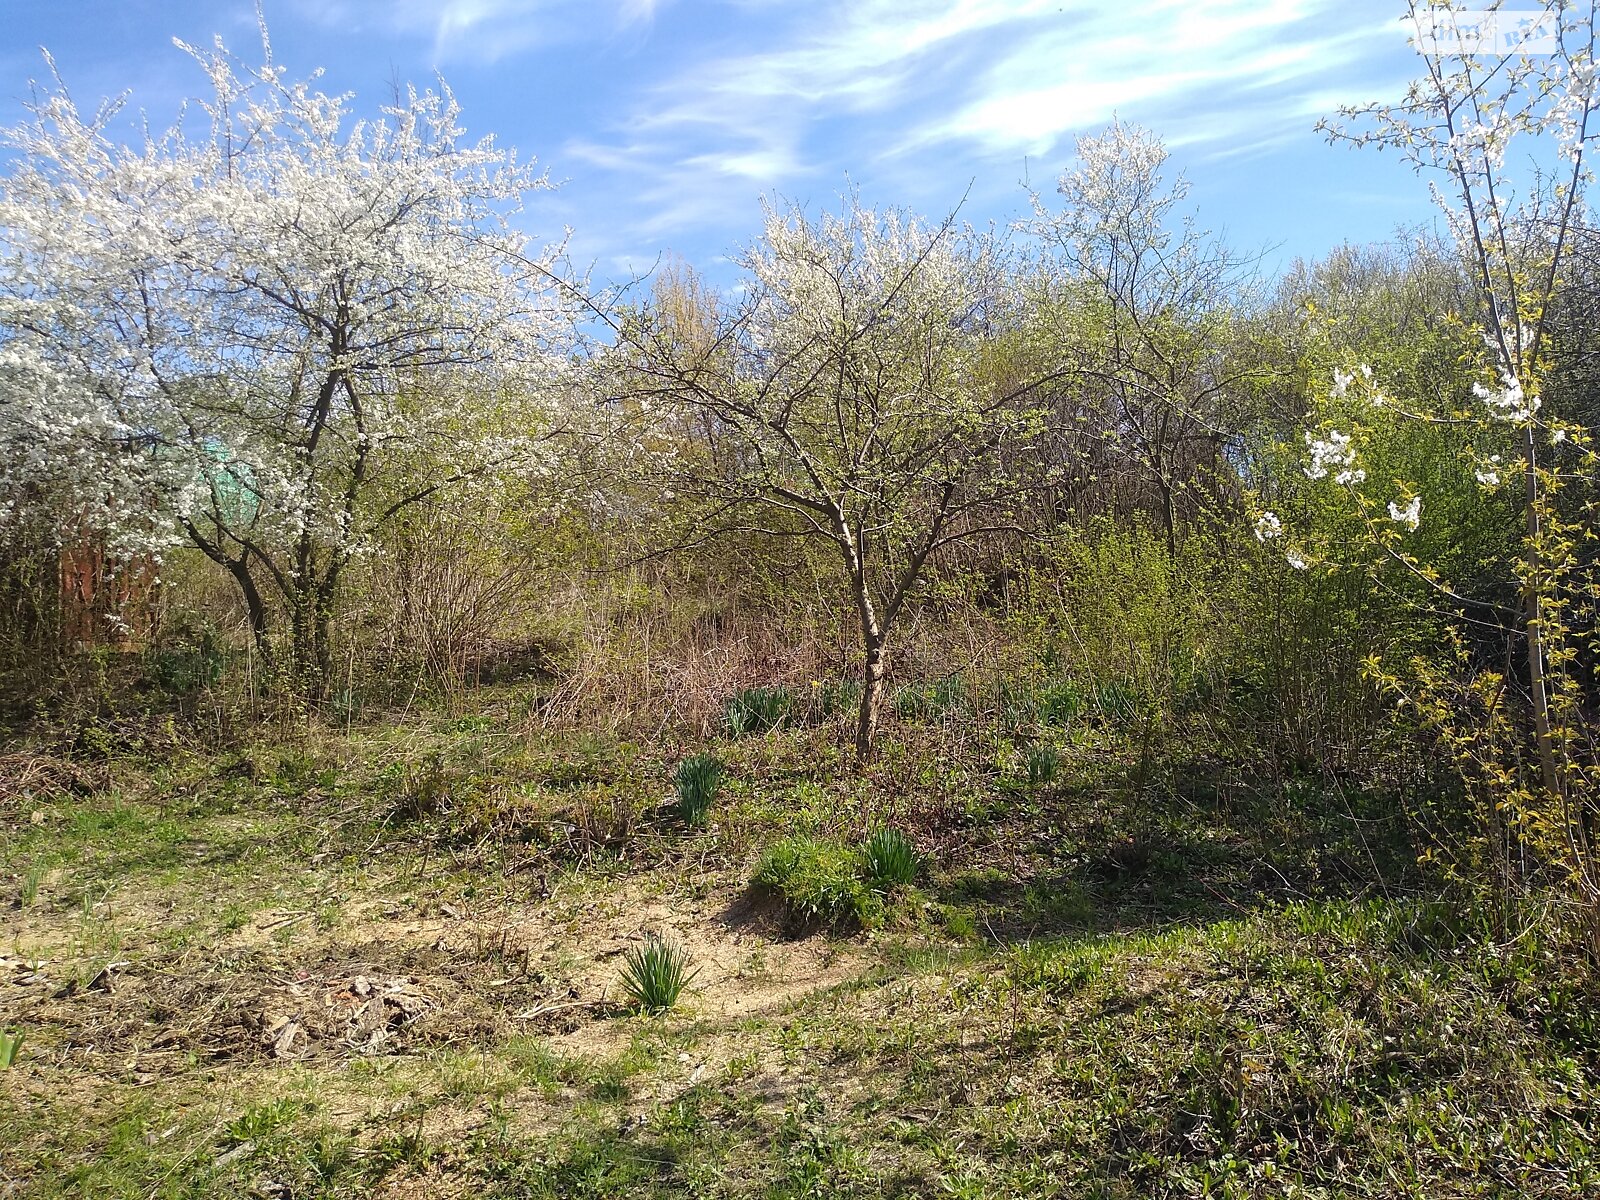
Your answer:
0,22 -> 573,690
1277,1 -> 1600,946
607,196 -> 1056,759
1024,121 -> 1266,554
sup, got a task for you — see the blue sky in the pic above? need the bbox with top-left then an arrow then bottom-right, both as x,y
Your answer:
0,1 -> 1437,285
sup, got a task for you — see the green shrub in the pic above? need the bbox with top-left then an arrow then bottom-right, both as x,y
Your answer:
673,753 -> 725,826
1025,743 -> 1059,788
146,621 -> 224,693
928,674 -> 967,717
148,645 -> 223,694
891,685 -> 925,720
996,680 -> 1038,730
618,932 -> 698,1014
861,827 -> 919,889
724,687 -> 793,737
753,835 -> 880,929
385,752 -> 453,821
1037,680 -> 1085,726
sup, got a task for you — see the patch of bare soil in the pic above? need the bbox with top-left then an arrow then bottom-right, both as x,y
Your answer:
6,871 -> 874,1084
2,938 -> 549,1079
538,884 -> 865,1057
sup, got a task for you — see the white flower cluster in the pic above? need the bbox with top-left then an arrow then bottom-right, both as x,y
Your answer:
1449,116 -> 1512,172
1254,511 -> 1283,542
1472,373 -> 1540,422
1304,430 -> 1364,484
1388,495 -> 1422,531
1548,58 -> 1597,162
1474,455 -> 1502,487
1328,363 -> 1374,400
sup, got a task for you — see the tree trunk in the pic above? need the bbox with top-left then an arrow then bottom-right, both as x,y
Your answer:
855,634 -> 887,762
1521,431 -> 1560,801
225,558 -> 275,675
288,584 -> 333,699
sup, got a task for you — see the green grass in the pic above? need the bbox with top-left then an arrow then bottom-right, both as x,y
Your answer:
809,678 -> 861,721
723,687 -> 793,737
861,827 -> 919,889
618,932 -> 699,1013
892,674 -> 968,722
752,834 -> 881,929
672,752 -> 725,826
19,861 -> 43,906
1024,742 -> 1059,787
2,700 -> 1597,1198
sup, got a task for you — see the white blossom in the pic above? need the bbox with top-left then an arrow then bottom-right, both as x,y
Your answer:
1255,511 -> 1283,542
1472,373 -> 1540,422
0,28 -> 575,572
1305,429 -> 1357,481
1388,495 -> 1423,531
1286,552 -> 1309,570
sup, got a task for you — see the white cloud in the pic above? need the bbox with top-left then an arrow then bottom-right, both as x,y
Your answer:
269,0 -> 1425,269
285,0 -> 666,62
556,0 -> 1411,255
910,0 -> 1399,158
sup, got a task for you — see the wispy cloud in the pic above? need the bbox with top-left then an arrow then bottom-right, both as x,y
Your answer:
553,0 -> 1412,256
284,0 -> 667,62
264,0 -> 1425,272
910,0 -> 1399,157
1,0 -> 1436,289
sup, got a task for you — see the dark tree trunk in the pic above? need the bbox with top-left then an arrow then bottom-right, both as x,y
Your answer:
219,558 -> 272,675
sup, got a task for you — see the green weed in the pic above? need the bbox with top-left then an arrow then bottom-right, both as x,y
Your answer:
753,835 -> 880,929
1091,679 -> 1141,723
619,932 -> 698,1014
1024,744 -> 1059,787
1037,680 -> 1085,726
673,753 -> 725,826
810,679 -> 862,721
862,827 -> 920,889
724,687 -> 793,737
894,674 -> 968,721
20,862 -> 43,907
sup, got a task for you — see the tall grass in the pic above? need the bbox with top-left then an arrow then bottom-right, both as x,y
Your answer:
673,753 -> 725,825
618,933 -> 698,1014
724,687 -> 793,737
862,828 -> 920,889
